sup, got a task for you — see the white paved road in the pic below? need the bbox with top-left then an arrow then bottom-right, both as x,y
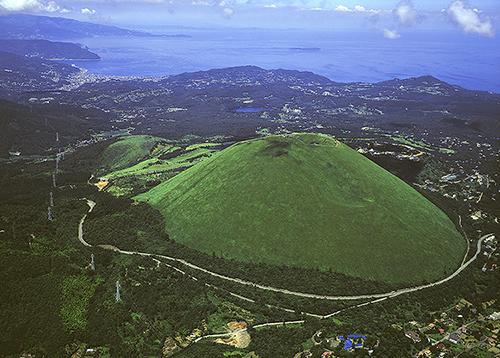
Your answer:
78,199 -> 492,302
78,199 -> 493,343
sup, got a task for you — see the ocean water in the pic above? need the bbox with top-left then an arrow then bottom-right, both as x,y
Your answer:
67,28 -> 500,93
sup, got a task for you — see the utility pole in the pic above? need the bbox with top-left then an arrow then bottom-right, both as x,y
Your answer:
115,280 -> 121,302
90,253 -> 95,271
47,206 -> 54,221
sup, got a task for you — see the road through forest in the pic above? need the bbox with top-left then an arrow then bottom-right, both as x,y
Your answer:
78,199 -> 493,340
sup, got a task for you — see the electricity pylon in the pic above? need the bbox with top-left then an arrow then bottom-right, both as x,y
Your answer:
115,280 -> 121,302
47,206 -> 54,221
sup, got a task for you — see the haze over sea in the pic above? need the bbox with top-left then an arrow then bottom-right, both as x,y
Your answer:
67,28 -> 500,93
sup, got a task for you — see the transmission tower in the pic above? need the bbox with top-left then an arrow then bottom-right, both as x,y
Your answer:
90,253 -> 95,271
47,206 -> 54,221
115,280 -> 121,302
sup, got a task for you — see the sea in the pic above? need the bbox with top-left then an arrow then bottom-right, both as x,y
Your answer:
66,28 -> 500,93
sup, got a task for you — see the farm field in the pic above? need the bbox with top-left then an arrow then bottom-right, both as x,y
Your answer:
135,133 -> 466,285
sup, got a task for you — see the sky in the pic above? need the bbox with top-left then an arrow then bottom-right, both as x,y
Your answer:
0,0 -> 499,39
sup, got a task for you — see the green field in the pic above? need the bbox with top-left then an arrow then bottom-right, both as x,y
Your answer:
135,133 -> 465,284
98,135 -> 166,173
98,135 -> 220,196
105,146 -> 215,180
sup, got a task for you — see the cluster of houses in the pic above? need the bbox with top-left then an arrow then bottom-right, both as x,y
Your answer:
396,298 -> 500,357
482,236 -> 498,273
294,331 -> 372,358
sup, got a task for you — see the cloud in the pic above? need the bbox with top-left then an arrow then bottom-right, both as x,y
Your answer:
383,28 -> 401,39
447,0 -> 494,37
222,6 -> 233,17
394,0 -> 417,26
334,4 -> 378,13
0,0 -> 63,12
334,5 -> 350,12
81,7 -> 96,15
216,0 -> 233,18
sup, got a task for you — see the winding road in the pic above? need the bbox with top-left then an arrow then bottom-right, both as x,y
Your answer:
79,199 -> 493,303
77,198 -> 495,344
77,199 -> 494,342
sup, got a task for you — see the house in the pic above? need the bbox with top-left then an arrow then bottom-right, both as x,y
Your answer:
436,342 -> 446,350
405,330 -> 421,343
448,332 -> 460,344
417,349 -> 432,357
326,337 -> 341,348
489,312 -> 500,321
438,328 -> 445,334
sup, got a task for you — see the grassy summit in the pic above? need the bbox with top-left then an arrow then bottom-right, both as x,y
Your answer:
136,133 -> 465,284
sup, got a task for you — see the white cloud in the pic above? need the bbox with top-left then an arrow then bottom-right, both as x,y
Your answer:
222,6 -> 233,17
0,0 -> 62,12
81,7 -> 96,15
447,0 -> 494,37
383,28 -> 401,39
334,5 -> 350,12
333,4 -> 378,14
394,0 -> 417,26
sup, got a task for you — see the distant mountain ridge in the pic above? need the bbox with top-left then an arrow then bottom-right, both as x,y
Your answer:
0,14 -> 155,39
0,39 -> 100,59
0,55 -> 498,137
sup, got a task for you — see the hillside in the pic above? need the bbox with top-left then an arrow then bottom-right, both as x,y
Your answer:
98,135 -> 166,173
0,99 -> 112,157
0,39 -> 100,60
136,133 -> 466,284
0,14 -> 152,40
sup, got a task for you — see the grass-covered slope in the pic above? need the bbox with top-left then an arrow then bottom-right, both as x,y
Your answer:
98,135 -> 165,173
98,137 -> 221,197
136,133 -> 465,284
